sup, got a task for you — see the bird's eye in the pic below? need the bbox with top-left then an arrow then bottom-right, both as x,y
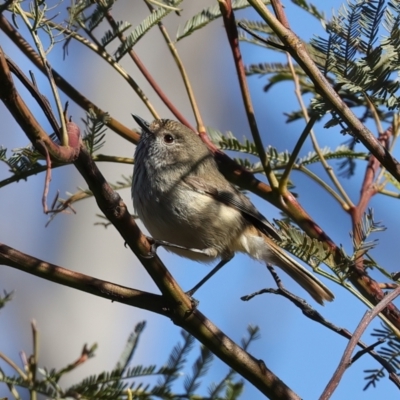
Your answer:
163,134 -> 174,144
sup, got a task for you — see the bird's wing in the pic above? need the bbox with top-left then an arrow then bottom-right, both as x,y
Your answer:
183,176 -> 282,241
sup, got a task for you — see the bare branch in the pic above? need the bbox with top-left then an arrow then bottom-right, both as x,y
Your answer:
320,285 -> 400,400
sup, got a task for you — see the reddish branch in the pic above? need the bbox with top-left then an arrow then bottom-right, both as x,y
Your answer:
270,0 -> 290,29
344,128 -> 398,315
320,285 -> 400,399
351,127 -> 392,241
100,5 -> 194,130
218,0 -> 273,183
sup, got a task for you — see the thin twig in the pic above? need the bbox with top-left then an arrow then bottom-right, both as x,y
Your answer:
237,21 -> 286,50
296,166 -> 351,207
0,155 -> 132,189
286,54 -> 354,209
37,140 -> 52,214
350,339 -> 384,365
270,0 -> 290,28
379,189 -> 400,198
7,58 -> 60,134
320,285 -> 400,400
14,3 -> 68,145
29,320 -> 38,400
350,127 -> 391,245
145,1 -> 203,131
0,351 -> 28,380
279,114 -> 317,192
54,15 -> 160,120
101,5 -> 193,129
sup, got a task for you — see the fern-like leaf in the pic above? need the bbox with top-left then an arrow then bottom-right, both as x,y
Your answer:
311,0 -> 400,111
236,18 -> 274,35
297,145 -> 368,166
245,62 -> 305,77
208,325 -> 258,398
291,0 -> 325,20
240,325 -> 260,350
224,380 -> 244,399
101,21 -> 132,47
184,346 -> 213,395
351,208 -> 386,259
115,321 -> 146,374
85,0 -> 116,31
364,324 -> 400,390
154,330 -> 195,393
82,109 -> 108,155
359,0 -> 386,55
274,220 -> 337,270
115,4 -> 181,60
0,290 -> 13,310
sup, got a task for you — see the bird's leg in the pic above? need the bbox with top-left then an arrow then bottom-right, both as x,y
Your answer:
186,254 -> 234,297
144,237 -> 233,296
144,237 -> 218,258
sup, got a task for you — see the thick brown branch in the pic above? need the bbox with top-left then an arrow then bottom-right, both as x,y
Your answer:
0,242 -> 166,314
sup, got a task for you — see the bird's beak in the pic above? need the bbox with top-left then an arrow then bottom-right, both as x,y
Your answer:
132,115 -> 151,133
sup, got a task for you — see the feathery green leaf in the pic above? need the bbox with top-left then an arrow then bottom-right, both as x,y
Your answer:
115,3 -> 183,60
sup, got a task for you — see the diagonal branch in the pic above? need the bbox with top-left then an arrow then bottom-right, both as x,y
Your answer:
320,285 -> 400,400
248,0 -> 400,183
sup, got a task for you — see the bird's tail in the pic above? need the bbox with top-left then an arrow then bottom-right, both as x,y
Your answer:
264,237 -> 334,304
